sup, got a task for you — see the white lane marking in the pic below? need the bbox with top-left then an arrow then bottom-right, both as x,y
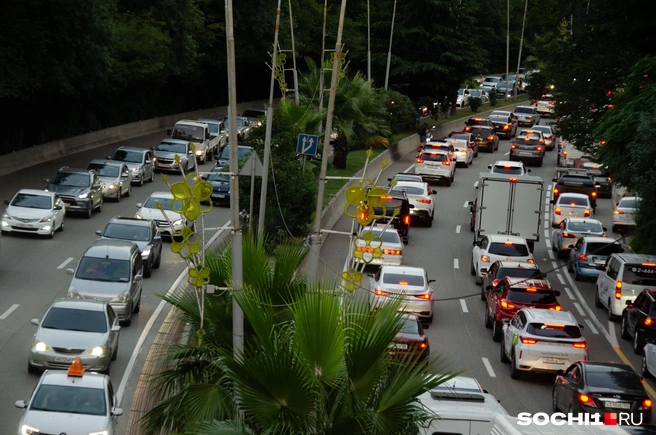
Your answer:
544,212 -> 550,221
545,198 -> 551,205
547,185 -> 552,192
453,258 -> 460,269
548,249 -> 555,260
116,220 -> 231,406
563,286 -> 574,300
584,319 -> 599,334
0,304 -> 19,320
474,181 -> 479,189
607,322 -> 620,348
504,152 -> 510,156
544,229 -> 550,239
482,357 -> 497,377
562,266 -> 612,344
460,299 -> 469,313
403,164 -> 414,173
573,302 -> 586,317
463,201 -> 469,208
57,257 -> 75,270
557,274 -> 566,285
456,225 -> 461,234
544,221 -> 549,229
545,238 -> 552,249
551,261 -> 558,270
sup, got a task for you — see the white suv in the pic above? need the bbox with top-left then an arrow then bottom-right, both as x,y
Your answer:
415,150 -> 456,186
595,253 -> 656,320
471,235 -> 535,284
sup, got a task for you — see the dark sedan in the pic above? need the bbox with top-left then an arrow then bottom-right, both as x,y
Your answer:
552,361 -> 652,424
203,166 -> 231,206
388,314 -> 430,363
469,126 -> 499,153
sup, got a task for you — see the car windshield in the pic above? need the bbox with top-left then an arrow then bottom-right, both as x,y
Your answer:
623,264 -> 656,286
30,385 -> 106,415
560,176 -> 594,186
492,165 -> 523,175
219,146 -> 252,161
507,289 -> 556,304
171,125 -> 204,142
498,267 -> 542,280
206,171 -> 230,182
143,196 -> 184,210
76,257 -> 130,282
103,223 -> 151,241
42,307 -> 107,333
112,149 -> 143,163
87,163 -> 119,178
488,242 -> 529,257
10,193 -> 51,209
559,196 -> 589,207
527,323 -> 582,339
397,317 -> 420,334
156,141 -> 187,154
420,153 -> 448,162
383,273 -> 425,286
50,173 -> 89,188
619,198 -> 640,209
514,107 -> 534,114
223,118 -> 246,129
449,133 -> 469,140
364,228 -> 401,244
585,368 -> 642,391
470,127 -> 492,137
241,110 -> 265,118
585,242 -> 623,256
567,221 -> 603,233
489,115 -> 509,122
394,186 -> 425,196
532,126 -> 552,135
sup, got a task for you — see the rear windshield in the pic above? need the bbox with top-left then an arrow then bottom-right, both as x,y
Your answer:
420,153 -> 448,162
489,115 -> 509,123
567,221 -> 603,233
398,317 -> 420,334
371,195 -> 406,217
514,138 -> 542,146
467,119 -> 489,126
366,228 -> 401,244
383,273 -> 425,287
394,186 -> 424,196
448,134 -> 470,141
585,369 -> 642,391
527,323 -> 582,339
560,176 -> 594,186
424,145 -> 451,153
619,198 -> 640,209
492,166 -> 523,175
498,267 -> 542,280
623,265 -> 656,286
586,242 -> 623,256
558,196 -> 589,206
515,107 -> 535,114
470,127 -> 493,137
488,242 -> 529,257
507,289 -> 556,304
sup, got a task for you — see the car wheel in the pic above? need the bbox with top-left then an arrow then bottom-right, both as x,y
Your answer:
134,293 -> 141,314
621,313 -> 631,339
634,330 -> 644,354
85,206 -> 92,219
116,189 -> 121,202
470,259 -> 476,276
492,320 -> 502,342
154,250 -> 162,268
102,365 -> 111,376
642,352 -> 652,378
144,261 -> 152,278
595,286 -> 603,308
28,362 -> 40,375
125,185 -> 131,197
552,387 -> 560,412
537,159 -> 543,167
427,313 -> 434,323
510,349 -> 521,379
58,219 -> 64,232
500,337 -> 510,362
481,284 -> 487,301
427,218 -> 433,228
149,171 -> 154,182
139,175 -> 144,186
612,225 -> 618,233
484,308 -> 492,328
608,299 -> 617,321
111,339 -> 119,361
96,197 -> 103,213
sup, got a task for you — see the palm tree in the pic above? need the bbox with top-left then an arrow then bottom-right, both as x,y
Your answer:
299,58 -> 392,169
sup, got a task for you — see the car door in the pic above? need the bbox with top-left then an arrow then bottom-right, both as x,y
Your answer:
107,305 -> 119,352
570,238 -> 584,263
599,257 -> 619,304
53,195 -> 65,226
144,151 -> 154,179
488,280 -> 505,318
91,174 -> 103,206
628,293 -> 648,336
108,380 -> 120,426
558,364 -> 581,410
504,312 -> 521,356
119,164 -> 130,192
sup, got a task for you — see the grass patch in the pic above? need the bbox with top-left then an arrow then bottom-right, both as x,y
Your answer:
323,148 -> 384,207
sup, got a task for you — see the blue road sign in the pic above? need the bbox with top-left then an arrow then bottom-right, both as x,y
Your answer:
297,134 -> 319,156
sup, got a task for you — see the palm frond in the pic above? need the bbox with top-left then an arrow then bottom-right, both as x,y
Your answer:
180,420 -> 255,435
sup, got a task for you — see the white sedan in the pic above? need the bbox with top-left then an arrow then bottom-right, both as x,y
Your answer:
551,217 -> 605,259
354,225 -> 403,267
487,160 -> 530,175
369,265 -> 435,323
1,189 -> 65,238
450,139 -> 474,167
392,181 -> 436,226
471,234 -> 535,284
641,337 -> 656,378
613,196 -> 641,233
551,193 -> 592,227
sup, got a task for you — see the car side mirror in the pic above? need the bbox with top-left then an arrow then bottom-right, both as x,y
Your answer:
626,300 -> 633,306
387,178 -> 392,182
428,279 -> 436,284
54,205 -> 63,210
95,230 -> 102,236
112,407 -> 124,416
615,203 -> 619,207
552,178 -> 558,182
134,274 -> 143,282
550,199 -> 555,204
188,149 -> 194,154
31,318 -> 39,326
106,155 -> 112,159
603,227 -> 608,232
480,268 -> 488,274
150,146 -> 155,151
527,169 -> 531,173
166,128 -> 172,136
568,244 -> 575,249
554,290 -> 561,297
486,286 -> 493,291
468,200 -> 474,206
408,204 -> 414,209
501,319 -> 510,325
145,159 -> 152,164
122,172 -> 129,178
487,165 -> 492,169
43,178 -> 50,183
367,274 -> 374,278
111,325 -> 121,332
14,400 -> 27,409
3,200 -> 8,205
66,268 -> 75,276
431,190 -> 437,194
136,203 -> 143,208
555,370 -> 564,376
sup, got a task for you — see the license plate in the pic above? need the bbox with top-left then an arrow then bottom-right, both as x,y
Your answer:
54,357 -> 74,363
14,223 -> 32,228
594,259 -> 605,265
388,343 -> 408,350
212,194 -> 226,198
543,358 -> 564,364
605,402 -> 631,410
517,152 -> 532,156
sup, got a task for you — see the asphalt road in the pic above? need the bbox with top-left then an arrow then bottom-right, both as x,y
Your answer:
317,118 -> 655,421
0,130 -> 232,431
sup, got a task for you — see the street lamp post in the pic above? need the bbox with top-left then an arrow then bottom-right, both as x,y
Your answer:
384,0 -> 397,90
514,0 -> 528,101
505,0 -> 509,102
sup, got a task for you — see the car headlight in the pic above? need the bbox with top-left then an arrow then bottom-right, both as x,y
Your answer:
84,346 -> 106,357
33,341 -> 52,352
111,291 -> 130,303
131,167 -> 139,172
108,184 -> 117,190
141,249 -> 151,258
39,215 -> 53,223
173,219 -> 183,226
196,150 -> 203,156
21,424 -> 40,435
135,213 -> 143,219
78,192 -> 89,199
257,121 -> 262,127
68,287 -> 82,299
2,212 -> 9,219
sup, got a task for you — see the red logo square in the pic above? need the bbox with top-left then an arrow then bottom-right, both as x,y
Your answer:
604,413 -> 617,425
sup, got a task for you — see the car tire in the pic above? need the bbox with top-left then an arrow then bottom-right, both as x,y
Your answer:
111,339 -> 119,361
537,159 -> 543,167
608,299 -> 617,321
510,349 -> 521,379
621,313 -> 631,339
492,320 -> 502,342
125,184 -> 131,197
446,177 -> 452,187
97,197 -> 103,213
116,189 -> 121,202
85,206 -> 93,219
634,330 -> 644,354
427,218 -> 433,228
595,286 -> 603,308
144,261 -> 152,278
642,352 -> 652,378
481,284 -> 487,301
102,365 -> 111,376
139,175 -> 144,187
154,250 -> 162,268
46,226 -> 55,239
428,313 -> 434,323
28,362 -> 40,375
58,220 -> 64,232
134,294 -> 141,314
573,266 -> 581,281
485,309 -> 492,328
470,259 -> 476,276
500,337 -> 510,363
552,387 -> 560,412
612,225 -> 618,233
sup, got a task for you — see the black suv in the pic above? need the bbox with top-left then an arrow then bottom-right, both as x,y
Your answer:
469,126 -> 499,153
552,171 -> 598,210
621,289 -> 656,354
463,117 -> 493,132
96,216 -> 163,277
44,167 -> 104,218
371,189 -> 412,244
488,113 -> 517,139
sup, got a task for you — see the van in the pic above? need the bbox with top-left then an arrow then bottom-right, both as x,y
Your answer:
489,414 -> 627,435
370,188 -> 412,244
417,376 -> 508,435
67,239 -> 144,326
595,253 -> 656,319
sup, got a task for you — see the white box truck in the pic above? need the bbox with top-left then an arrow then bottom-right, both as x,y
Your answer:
473,173 -> 544,252
167,120 -> 220,164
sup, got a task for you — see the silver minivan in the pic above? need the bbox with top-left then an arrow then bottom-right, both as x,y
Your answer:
596,253 -> 656,319
67,239 -> 144,326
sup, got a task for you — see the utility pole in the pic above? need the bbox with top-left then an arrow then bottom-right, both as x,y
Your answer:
306,0 -> 348,282
514,0 -> 528,101
225,0 -> 243,358
288,0 -> 300,105
505,0 -> 509,101
257,0 -> 282,240
384,0 -> 397,90
367,0 -> 371,82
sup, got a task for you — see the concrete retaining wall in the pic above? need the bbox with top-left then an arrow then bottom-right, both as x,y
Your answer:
0,99 -> 270,177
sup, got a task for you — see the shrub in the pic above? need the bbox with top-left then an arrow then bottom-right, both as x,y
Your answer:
469,96 -> 482,112
489,88 -> 498,106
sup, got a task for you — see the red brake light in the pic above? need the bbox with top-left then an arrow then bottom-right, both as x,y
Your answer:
504,241 -> 513,245
584,209 -> 591,217
481,255 -> 490,263
415,294 -> 431,300
553,188 -> 559,195
526,287 -> 537,292
500,301 -> 515,309
643,399 -> 653,408
535,146 -> 542,151
549,305 -> 562,311
563,232 -> 576,238
417,199 -> 431,204
645,318 -> 653,326
591,192 -> 597,197
399,281 -> 408,285
521,337 -> 537,344
580,254 -> 587,261
442,160 -> 451,166
527,259 -> 535,264
488,136 -> 494,140
403,215 -> 410,225
509,178 -> 517,182
578,393 -> 592,404
382,249 -> 402,255
573,342 -> 587,349
503,125 -> 509,130
416,158 -> 424,163
615,281 -> 622,299
511,144 -> 518,149
375,289 -> 390,296
642,263 -> 656,266
555,207 -> 561,215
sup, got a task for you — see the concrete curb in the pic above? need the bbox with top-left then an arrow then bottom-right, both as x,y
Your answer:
0,99 -> 271,178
